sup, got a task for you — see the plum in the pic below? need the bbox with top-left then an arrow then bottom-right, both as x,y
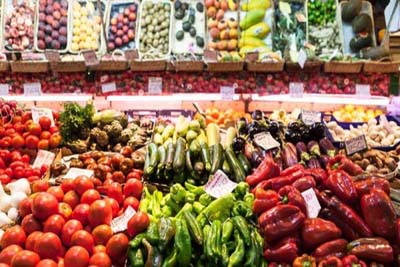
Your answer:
39,0 -> 46,5
51,31 -> 59,39
129,4 -> 136,12
38,39 -> 46,49
59,17 -> 68,26
59,26 -> 67,36
122,25 -> 128,33
110,17 -> 117,25
52,20 -> 60,30
108,34 -> 115,42
117,30 -> 124,37
122,35 -> 129,44
128,13 -> 136,21
45,24 -> 53,34
117,22 -> 123,29
45,5 -> 53,15
123,17 -> 129,25
37,30 -> 45,39
46,15 -> 54,25
108,42 -> 115,50
117,13 -> 124,22
47,0 -> 54,5
51,40 -> 60,49
60,8 -> 68,16
60,0 -> 68,8
115,37 -> 122,47
128,29 -> 135,40
111,25 -> 117,33
53,11 -> 61,20
39,5 -> 46,12
38,22 -> 46,31
53,1 -> 61,10
45,36 -> 52,46
59,35 -> 67,46
124,8 -> 130,16
39,12 -> 46,21
128,21 -> 135,28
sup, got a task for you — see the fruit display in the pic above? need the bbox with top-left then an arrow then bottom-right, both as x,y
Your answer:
3,0 -> 35,51
331,105 -> 384,123
195,107 -> 250,127
172,0 -> 206,55
347,148 -> 400,174
35,0 -> 69,51
70,0 -> 104,53
138,0 -> 172,59
106,1 -> 138,51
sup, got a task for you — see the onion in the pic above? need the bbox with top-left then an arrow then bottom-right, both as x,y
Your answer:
7,208 -> 18,221
6,179 -> 31,195
0,185 -> 12,212
9,192 -> 27,208
0,212 -> 12,227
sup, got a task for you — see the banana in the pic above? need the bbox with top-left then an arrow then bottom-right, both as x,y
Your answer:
227,0 -> 238,10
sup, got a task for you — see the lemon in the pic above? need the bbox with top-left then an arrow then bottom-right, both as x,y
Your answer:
344,104 -> 354,113
73,27 -> 80,35
72,35 -> 80,43
73,19 -> 81,27
93,24 -> 101,33
73,2 -> 81,11
86,2 -> 95,13
80,24 -> 87,33
78,42 -> 86,50
74,12 -> 81,19
71,43 -> 79,51
91,42 -> 99,50
375,109 -> 383,116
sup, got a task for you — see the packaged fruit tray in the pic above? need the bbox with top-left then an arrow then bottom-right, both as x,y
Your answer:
338,0 -> 376,57
34,0 -> 71,53
2,0 -> 36,52
68,0 -> 107,54
137,0 -> 173,60
105,0 -> 139,52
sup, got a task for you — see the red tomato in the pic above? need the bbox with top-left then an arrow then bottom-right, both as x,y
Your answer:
31,192 -> 58,221
0,226 -> 26,248
36,259 -> 58,267
74,176 -> 94,196
105,233 -> 129,261
88,200 -> 112,228
37,139 -> 49,150
0,137 -> 11,148
0,174 -> 11,184
10,250 -> 40,267
64,246 -> 89,267
107,182 -> 123,205
127,211 -> 150,237
21,214 -> 42,235
49,126 -> 59,135
40,131 -> 51,140
21,154 -> 30,164
43,214 -> 65,235
80,189 -> 101,205
123,196 -> 140,211
13,122 -> 24,133
47,186 -> 64,202
11,135 -> 24,149
58,202 -> 72,220
39,117 -> 52,131
61,220 -> 83,247
25,231 -> 43,251
71,204 -> 90,226
0,245 -> 22,265
18,198 -> 33,218
5,128 -> 16,138
34,232 -> 62,260
110,154 -> 124,169
71,230 -> 94,255
91,225 -> 113,246
126,171 -> 141,180
93,245 -> 106,254
32,180 -> 49,193
111,171 -> 125,184
104,197 -> 119,218
27,123 -> 42,137
21,112 -> 32,123
123,179 -> 143,199
25,135 -> 39,149
63,191 -> 80,209
89,252 -> 111,267
52,111 -> 60,121
0,127 -> 5,138
49,134 -> 61,148
120,146 -> 133,157
61,179 -> 75,193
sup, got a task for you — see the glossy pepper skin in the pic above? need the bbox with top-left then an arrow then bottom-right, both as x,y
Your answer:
254,170 -> 305,192
263,240 -> 299,263
327,155 -> 363,176
246,157 -> 280,187
320,208 -> 359,241
292,254 -> 317,267
259,204 -> 305,242
354,178 -> 390,196
253,188 -> 280,215
341,255 -> 367,267
304,168 -> 328,185
301,218 -> 342,250
324,170 -> 358,204
360,189 -> 396,238
278,185 -> 308,216
318,256 -> 343,267
280,164 -> 304,177
312,238 -> 348,262
292,176 -> 316,192
347,237 -> 394,263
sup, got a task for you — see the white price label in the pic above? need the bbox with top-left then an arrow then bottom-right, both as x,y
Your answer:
148,77 -> 162,95
64,168 -> 94,180
356,84 -> 370,97
254,132 -> 280,151
102,82 -> 117,93
301,110 -> 321,125
24,83 -> 42,96
301,188 -> 321,218
220,86 -> 235,100
289,82 -> 304,98
33,150 -> 55,168
32,107 -> 55,126
345,135 -> 368,155
298,49 -> 307,69
205,170 -> 237,198
0,84 -> 9,96
111,206 -> 136,233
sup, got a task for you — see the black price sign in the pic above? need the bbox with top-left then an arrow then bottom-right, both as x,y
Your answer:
345,135 -> 368,155
82,50 -> 99,67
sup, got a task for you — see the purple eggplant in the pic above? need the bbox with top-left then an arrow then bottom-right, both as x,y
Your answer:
307,157 -> 321,169
296,141 -> 311,162
282,142 -> 298,169
319,137 -> 336,157
307,140 -> 321,157
319,154 -> 330,168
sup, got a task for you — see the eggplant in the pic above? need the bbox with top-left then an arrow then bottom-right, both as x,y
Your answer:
248,121 -> 267,138
319,154 -> 330,168
237,117 -> 248,135
288,121 -> 302,132
319,137 -> 336,157
282,142 -> 298,169
309,122 -> 326,140
232,137 -> 246,153
252,110 -> 264,121
285,130 -> 302,143
296,142 -> 311,162
268,121 -> 280,137
307,140 -> 321,157
307,157 -> 321,169
250,150 -> 263,167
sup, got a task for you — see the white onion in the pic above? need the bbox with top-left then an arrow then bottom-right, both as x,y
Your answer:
7,207 -> 18,221
0,184 -> 12,212
0,212 -> 12,227
9,192 -> 27,208
6,179 -> 31,195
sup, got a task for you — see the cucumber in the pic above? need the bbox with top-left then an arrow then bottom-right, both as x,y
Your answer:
173,137 -> 186,173
190,139 -> 201,156
200,143 -> 211,172
222,157 -> 232,175
165,142 -> 175,170
186,149 -> 194,172
206,123 -> 220,147
157,145 -> 167,171
144,146 -> 151,177
145,143 -> 159,176
210,144 -> 223,174
225,148 -> 245,182
237,153 -> 251,174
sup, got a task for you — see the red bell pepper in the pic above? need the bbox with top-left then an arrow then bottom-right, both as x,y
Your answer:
264,241 -> 299,263
246,157 -> 280,187
312,239 -> 348,262
319,208 -> 359,241
292,176 -> 316,192
280,164 -> 304,177
259,204 -> 305,242
324,170 -> 358,204
347,238 -> 394,263
318,256 -> 343,267
301,218 -> 342,250
304,168 -> 328,185
292,254 -> 317,267
253,188 -> 280,215
327,155 -> 363,176
360,188 -> 396,239
278,185 -> 308,216
254,170 -> 305,192
354,178 -> 390,196
268,263 -> 291,267
341,255 -> 367,267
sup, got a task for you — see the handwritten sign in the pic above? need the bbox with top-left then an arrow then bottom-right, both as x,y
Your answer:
124,49 -> 139,60
204,50 -> 218,62
32,107 -> 55,126
345,135 -> 368,155
205,170 -> 237,198
0,84 -> 9,96
148,77 -> 162,95
301,188 -> 321,218
245,52 -> 258,63
289,82 -> 304,98
301,110 -> 321,125
24,83 -> 42,96
102,82 -> 117,94
64,168 -> 94,180
111,206 -> 136,233
82,50 -> 99,67
45,50 -> 60,62
33,150 -> 55,168
220,86 -> 235,100
254,132 -> 280,151
356,84 -> 370,97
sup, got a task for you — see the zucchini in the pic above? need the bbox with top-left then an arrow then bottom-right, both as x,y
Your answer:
186,149 -> 194,172
144,147 -> 151,177
206,123 -> 220,147
157,145 -> 167,171
225,127 -> 237,148
145,143 -> 159,176
200,143 -> 211,172
210,144 -> 224,174
225,148 -> 245,182
222,156 -> 231,175
173,137 -> 186,173
237,153 -> 251,174
166,142 -> 175,170
189,139 -> 201,156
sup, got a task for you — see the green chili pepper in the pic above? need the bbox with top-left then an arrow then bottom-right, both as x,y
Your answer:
184,182 -> 205,195
199,193 -> 213,206
232,216 -> 251,246
228,230 -> 245,267
211,220 -> 222,265
222,220 -> 234,243
203,225 -> 211,258
174,219 -> 192,266
182,210 -> 203,245
162,248 -> 178,267
192,201 -> 205,215
146,221 -> 160,246
158,218 -> 175,252
129,233 -> 146,249
142,239 -> 162,267
128,248 -> 145,267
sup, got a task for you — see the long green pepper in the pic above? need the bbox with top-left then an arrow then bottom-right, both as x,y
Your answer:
222,220 -> 234,243
174,219 -> 192,267
228,230 -> 245,267
232,216 -> 251,246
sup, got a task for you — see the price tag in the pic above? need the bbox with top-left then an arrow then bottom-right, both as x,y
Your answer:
124,49 -> 139,60
24,83 -> 42,96
298,49 -> 307,69
32,107 -> 55,126
0,84 -> 9,96
245,52 -> 258,63
64,168 -> 94,180
301,188 -> 321,218
301,110 -> 321,125
102,82 -> 117,94
289,82 -> 304,98
45,50 -> 60,62
111,206 -> 136,233
148,77 -> 162,95
205,170 -> 237,198
33,150 -> 55,168
220,86 -> 235,100
356,84 -> 370,97
254,132 -> 280,151
345,135 -> 368,155
82,50 -> 99,67
204,50 -> 218,62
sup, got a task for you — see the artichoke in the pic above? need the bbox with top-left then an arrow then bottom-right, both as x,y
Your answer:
120,128 -> 134,144
89,127 -> 102,142
109,120 -> 123,139
96,130 -> 109,147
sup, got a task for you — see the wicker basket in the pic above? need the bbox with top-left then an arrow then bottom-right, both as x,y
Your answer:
92,60 -> 128,71
324,61 -> 363,73
205,61 -> 244,72
246,61 -> 284,72
130,60 -> 166,71
363,61 -> 400,73
173,60 -> 204,72
285,61 -> 323,72
0,61 -> 9,72
51,61 -> 87,72
10,61 -> 49,73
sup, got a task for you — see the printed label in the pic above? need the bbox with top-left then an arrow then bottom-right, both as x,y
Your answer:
301,110 -> 321,125
356,84 -> 370,97
298,49 -> 307,69
64,168 -> 94,180
148,77 -> 162,95
345,135 -> 368,155
45,51 -> 60,62
111,206 -> 136,233
24,83 -> 42,96
289,82 -> 304,98
205,170 -> 237,198
82,50 -> 99,67
124,49 -> 139,60
220,86 -> 235,100
102,82 -> 117,93
32,107 -> 55,126
33,150 -> 55,168
0,84 -> 9,96
301,188 -> 321,218
254,132 -> 280,151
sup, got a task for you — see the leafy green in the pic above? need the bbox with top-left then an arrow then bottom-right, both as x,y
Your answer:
60,102 -> 95,143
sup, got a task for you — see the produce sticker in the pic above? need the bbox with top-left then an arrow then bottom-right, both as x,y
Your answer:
289,82 -> 304,98
301,110 -> 322,125
345,135 -> 368,155
301,188 -> 321,218
32,107 -> 55,126
64,168 -> 94,180
111,206 -> 136,233
33,150 -> 55,168
205,170 -> 237,198
254,132 -> 280,151
220,86 -> 235,100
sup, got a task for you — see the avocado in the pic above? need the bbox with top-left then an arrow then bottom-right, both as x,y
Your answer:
175,9 -> 185,20
352,14 -> 372,33
176,30 -> 184,41
188,14 -> 195,24
182,21 -> 191,32
196,36 -> 204,47
189,27 -> 196,37
196,2 -> 204,12
341,0 -> 362,22
350,34 -> 373,52
174,0 -> 182,11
